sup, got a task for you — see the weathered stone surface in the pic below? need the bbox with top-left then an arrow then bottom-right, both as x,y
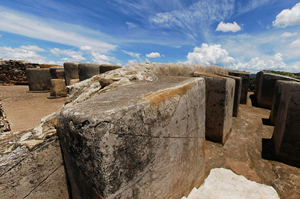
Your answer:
149,62 -> 228,77
50,79 -> 67,98
99,64 -> 122,74
40,64 -> 62,68
78,63 -> 100,81
0,138 -> 68,199
269,80 -> 289,125
64,62 -> 79,86
255,71 -> 299,109
217,74 -> 242,117
193,72 -> 235,144
26,68 -> 52,91
65,63 -> 158,108
272,81 -> 300,167
182,168 -> 279,199
228,70 -> 250,104
0,101 -> 10,133
58,76 -> 206,199
0,112 -> 68,199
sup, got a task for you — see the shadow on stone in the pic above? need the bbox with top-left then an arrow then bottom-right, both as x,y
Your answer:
262,118 -> 272,126
249,94 -> 258,107
261,138 -> 275,160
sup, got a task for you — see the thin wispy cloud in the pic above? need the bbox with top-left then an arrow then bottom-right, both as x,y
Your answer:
0,7 -> 116,52
122,50 -> 140,59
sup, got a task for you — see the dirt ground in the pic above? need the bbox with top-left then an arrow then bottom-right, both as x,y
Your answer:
0,86 -> 66,132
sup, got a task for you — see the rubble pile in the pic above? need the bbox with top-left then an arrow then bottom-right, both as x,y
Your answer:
0,59 -> 39,85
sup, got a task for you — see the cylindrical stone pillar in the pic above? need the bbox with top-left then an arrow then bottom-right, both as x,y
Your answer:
99,64 -> 122,74
64,62 -> 79,86
50,67 -> 64,79
78,63 -> 100,81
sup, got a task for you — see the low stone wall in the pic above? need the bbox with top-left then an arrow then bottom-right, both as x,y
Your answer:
58,75 -> 206,198
272,81 -> 300,167
255,71 -> 300,109
228,70 -> 250,104
0,59 -> 39,85
193,72 -> 235,144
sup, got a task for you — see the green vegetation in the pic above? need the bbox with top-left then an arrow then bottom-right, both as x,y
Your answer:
265,70 -> 299,78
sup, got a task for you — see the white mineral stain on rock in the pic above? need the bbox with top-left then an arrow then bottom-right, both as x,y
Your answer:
182,168 -> 279,199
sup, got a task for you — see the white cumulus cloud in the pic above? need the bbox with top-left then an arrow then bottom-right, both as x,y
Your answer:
90,51 -> 115,65
186,43 -> 235,66
281,32 -> 297,37
0,45 -> 47,63
146,52 -> 161,58
232,53 -> 287,72
273,3 -> 300,27
216,21 -> 242,32
50,48 -> 86,62
126,59 -> 137,66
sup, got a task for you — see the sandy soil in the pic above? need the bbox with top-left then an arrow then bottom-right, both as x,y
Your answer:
0,86 -> 66,132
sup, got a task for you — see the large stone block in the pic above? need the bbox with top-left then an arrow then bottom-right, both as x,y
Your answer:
193,72 -> 235,144
228,70 -> 250,104
99,64 -> 122,74
50,67 -> 64,79
272,81 -> 300,167
255,71 -> 299,109
269,80 -> 289,125
217,74 -> 242,117
57,76 -> 206,199
49,79 -> 67,98
26,68 -> 52,91
64,62 -> 79,86
78,63 -> 100,81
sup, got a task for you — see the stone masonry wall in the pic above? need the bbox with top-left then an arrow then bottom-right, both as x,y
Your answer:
0,59 -> 40,85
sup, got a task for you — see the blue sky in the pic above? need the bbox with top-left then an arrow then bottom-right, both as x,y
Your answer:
0,0 -> 300,73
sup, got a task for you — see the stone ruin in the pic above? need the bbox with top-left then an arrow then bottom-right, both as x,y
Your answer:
254,70 -> 300,167
0,59 -> 39,85
3,61 -> 300,198
55,62 -> 250,198
26,62 -> 122,99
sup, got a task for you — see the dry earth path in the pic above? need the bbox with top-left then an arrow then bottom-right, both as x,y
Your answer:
205,93 -> 300,199
0,86 -> 66,133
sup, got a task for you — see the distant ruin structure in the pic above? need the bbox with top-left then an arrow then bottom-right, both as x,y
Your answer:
0,59 -> 39,85
255,71 -> 300,109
